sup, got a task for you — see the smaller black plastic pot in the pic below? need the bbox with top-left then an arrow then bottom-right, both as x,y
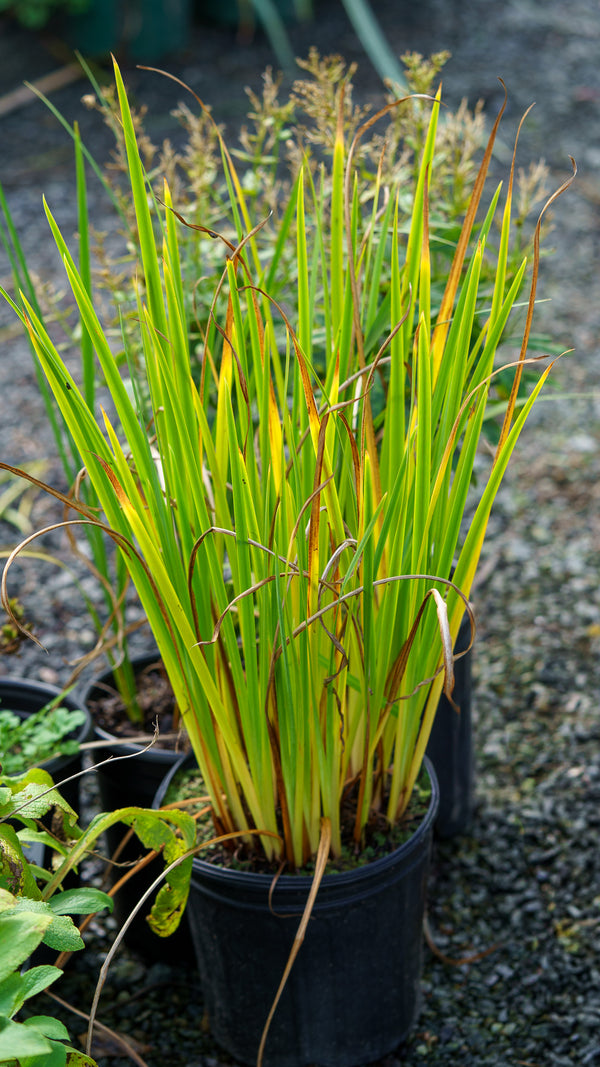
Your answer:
0,677 -> 93,875
82,654 -> 192,961
156,753 -> 440,1067
82,653 -> 186,814
0,677 -> 92,810
426,613 -> 475,838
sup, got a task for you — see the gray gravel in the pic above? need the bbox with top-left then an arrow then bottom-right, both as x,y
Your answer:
1,0 -> 600,1064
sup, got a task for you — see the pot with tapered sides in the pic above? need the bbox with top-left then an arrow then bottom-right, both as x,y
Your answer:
426,614 -> 475,838
82,653 -> 187,813
0,677 -> 92,871
154,753 -> 440,1067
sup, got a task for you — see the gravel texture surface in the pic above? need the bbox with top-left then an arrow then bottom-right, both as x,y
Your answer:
1,0 -> 600,1064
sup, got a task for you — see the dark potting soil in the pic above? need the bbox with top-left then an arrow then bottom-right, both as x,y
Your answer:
2,0 -> 600,1065
163,762 -> 433,876
87,659 -> 186,745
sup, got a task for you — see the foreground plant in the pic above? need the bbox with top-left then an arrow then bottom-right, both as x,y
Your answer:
1,58 -> 574,870
0,763 -> 196,1064
0,884 -> 100,1067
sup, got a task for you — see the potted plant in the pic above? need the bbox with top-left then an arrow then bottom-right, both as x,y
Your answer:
1,50 -> 544,834
0,678 -> 91,808
1,56 -> 574,1063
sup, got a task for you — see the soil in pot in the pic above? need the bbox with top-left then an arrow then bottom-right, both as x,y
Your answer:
84,653 -> 191,811
155,753 -> 440,1067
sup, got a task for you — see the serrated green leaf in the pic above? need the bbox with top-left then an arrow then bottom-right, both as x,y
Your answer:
0,913 -> 52,981
11,900 -> 83,953
15,964 -> 62,1005
4,770 -> 78,829
47,888 -> 113,917
0,964 -> 60,1020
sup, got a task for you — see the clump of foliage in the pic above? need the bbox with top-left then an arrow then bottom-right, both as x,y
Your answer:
0,53 -> 574,872
0,51 -> 551,721
0,695 -> 85,776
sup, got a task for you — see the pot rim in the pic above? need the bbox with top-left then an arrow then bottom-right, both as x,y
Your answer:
155,751 -> 440,893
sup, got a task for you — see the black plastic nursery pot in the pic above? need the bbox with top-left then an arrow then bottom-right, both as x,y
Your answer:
83,653 -> 186,814
63,0 -> 192,61
0,676 -> 92,810
155,753 -> 440,1067
425,614 -> 475,839
82,653 -> 192,961
0,677 -> 93,871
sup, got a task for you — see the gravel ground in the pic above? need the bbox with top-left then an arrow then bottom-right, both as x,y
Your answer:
1,1 -> 600,1065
